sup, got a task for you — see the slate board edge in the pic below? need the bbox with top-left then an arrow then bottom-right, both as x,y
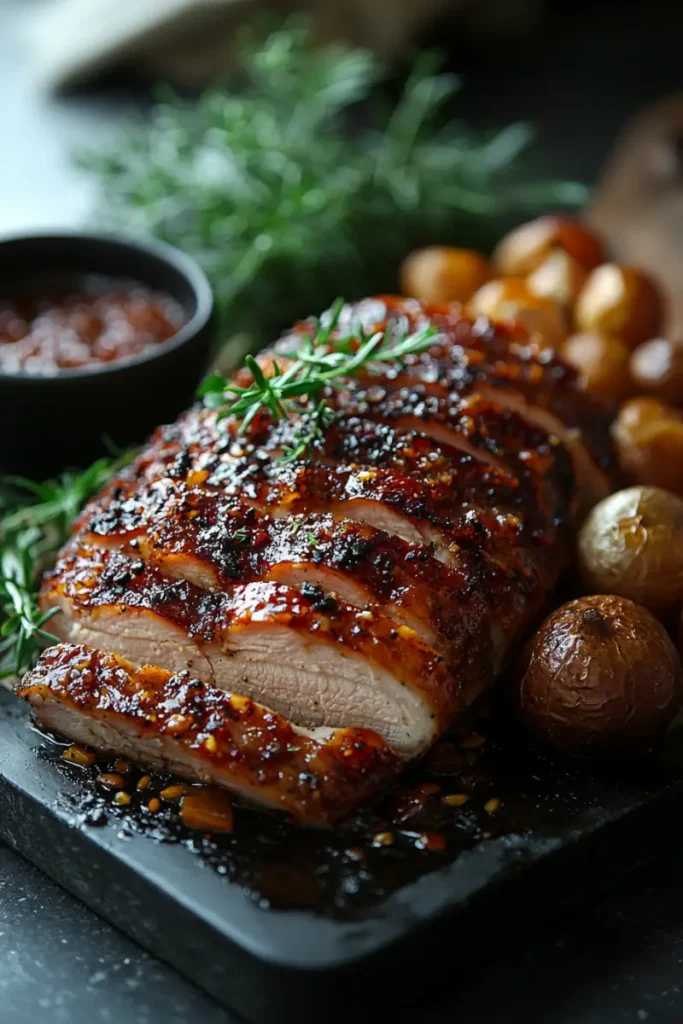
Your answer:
1,691 -> 681,1022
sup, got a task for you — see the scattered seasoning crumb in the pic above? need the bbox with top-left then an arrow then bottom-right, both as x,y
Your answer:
114,759 -> 131,774
180,788 -> 234,834
137,775 -> 152,791
481,831 -> 492,839
204,735 -> 218,753
484,798 -> 502,815
148,798 -> 161,813
98,772 -> 127,789
114,791 -> 131,807
442,793 -> 470,807
415,832 -> 446,852
420,782 -> 441,796
372,831 -> 395,847
460,733 -> 487,749
160,784 -> 186,801
62,745 -> 97,768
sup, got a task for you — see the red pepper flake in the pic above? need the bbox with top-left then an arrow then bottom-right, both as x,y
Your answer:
62,745 -> 97,768
98,772 -> 127,789
180,788 -> 234,834
160,784 -> 186,801
414,831 -> 446,852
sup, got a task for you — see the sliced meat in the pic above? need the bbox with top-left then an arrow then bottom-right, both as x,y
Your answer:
17,643 -> 400,824
83,407 -> 568,582
79,484 -> 540,661
276,296 -> 617,507
37,295 -> 613,819
41,543 -> 476,757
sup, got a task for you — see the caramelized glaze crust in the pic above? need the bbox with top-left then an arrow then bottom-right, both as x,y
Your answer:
41,541 -> 466,754
80,482 -> 541,657
31,298 -> 616,816
278,295 -> 616,492
18,644 -> 400,824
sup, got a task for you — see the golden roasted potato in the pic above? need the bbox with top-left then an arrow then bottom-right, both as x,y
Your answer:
612,398 -> 683,493
526,249 -> 588,311
630,337 -> 683,405
468,278 -> 566,350
517,594 -> 681,756
575,264 -> 664,350
578,485 -> 683,615
493,215 -> 604,278
400,247 -> 490,305
562,331 -> 633,402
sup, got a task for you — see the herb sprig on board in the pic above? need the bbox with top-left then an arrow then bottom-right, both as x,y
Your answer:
199,298 -> 438,456
0,454 -> 132,682
80,19 -> 587,353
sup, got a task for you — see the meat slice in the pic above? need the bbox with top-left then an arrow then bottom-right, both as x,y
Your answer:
276,296 -> 617,507
41,543 -> 474,756
17,644 -> 400,825
83,403 -> 568,580
79,484 -> 539,661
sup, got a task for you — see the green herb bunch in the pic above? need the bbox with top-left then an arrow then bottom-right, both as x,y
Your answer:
0,455 -> 131,682
200,296 -> 438,459
80,18 -> 586,353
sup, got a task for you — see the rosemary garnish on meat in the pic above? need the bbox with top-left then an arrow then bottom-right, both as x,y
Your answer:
0,453 -> 132,681
199,299 -> 438,458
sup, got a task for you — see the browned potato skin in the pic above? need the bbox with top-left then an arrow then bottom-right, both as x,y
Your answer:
400,247 -> 490,305
562,331 -> 633,402
612,398 -> 683,493
578,485 -> 683,615
526,249 -> 588,312
518,594 -> 681,756
493,215 -> 605,277
468,278 -> 567,350
575,264 -> 664,350
630,337 -> 683,404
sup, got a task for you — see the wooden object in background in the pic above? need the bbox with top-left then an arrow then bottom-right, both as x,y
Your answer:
588,95 -> 683,338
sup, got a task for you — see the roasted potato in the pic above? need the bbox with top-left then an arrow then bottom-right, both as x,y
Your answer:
575,264 -> 664,350
526,249 -> 588,312
468,278 -> 566,350
612,398 -> 683,493
578,485 -> 683,615
400,247 -> 490,305
630,337 -> 683,404
517,594 -> 681,756
493,215 -> 604,277
562,331 -> 633,402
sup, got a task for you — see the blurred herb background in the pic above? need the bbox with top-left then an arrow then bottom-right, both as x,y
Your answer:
81,19 -> 586,353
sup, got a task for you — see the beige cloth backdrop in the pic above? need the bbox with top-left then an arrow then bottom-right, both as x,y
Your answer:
28,0 -> 539,89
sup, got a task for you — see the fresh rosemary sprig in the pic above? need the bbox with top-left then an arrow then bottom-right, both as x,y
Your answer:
0,534 -> 61,681
80,19 -> 586,353
199,299 -> 438,456
0,452 -> 133,682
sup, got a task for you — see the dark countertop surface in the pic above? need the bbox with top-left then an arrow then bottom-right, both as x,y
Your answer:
4,1 -> 683,1021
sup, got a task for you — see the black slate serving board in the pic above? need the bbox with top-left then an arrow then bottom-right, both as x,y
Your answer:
1,688 -> 683,1022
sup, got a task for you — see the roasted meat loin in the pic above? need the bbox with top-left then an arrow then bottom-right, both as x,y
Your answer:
18,644 -> 399,825
18,297 -> 616,824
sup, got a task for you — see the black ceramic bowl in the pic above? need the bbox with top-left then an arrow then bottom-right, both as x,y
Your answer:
0,232 -> 215,478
